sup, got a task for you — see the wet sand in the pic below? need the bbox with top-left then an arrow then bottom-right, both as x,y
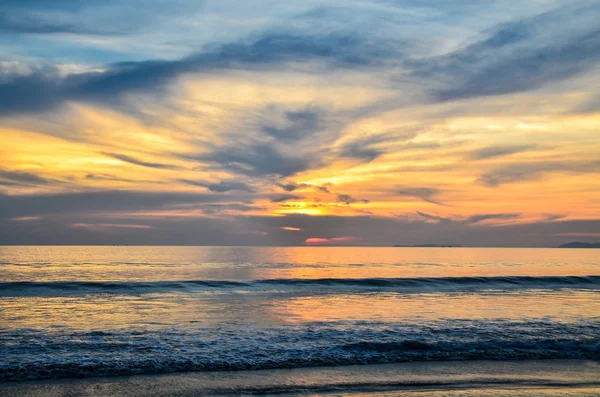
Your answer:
1,360 -> 599,397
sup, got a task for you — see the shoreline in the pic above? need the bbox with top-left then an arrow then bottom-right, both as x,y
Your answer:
1,360 -> 599,397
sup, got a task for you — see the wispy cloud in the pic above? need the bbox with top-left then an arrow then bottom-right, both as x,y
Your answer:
415,3 -> 600,101
336,194 -> 369,205
0,169 -> 49,187
104,153 -> 181,170
178,179 -> 255,193
397,188 -> 445,206
478,161 -> 600,187
467,145 -> 538,160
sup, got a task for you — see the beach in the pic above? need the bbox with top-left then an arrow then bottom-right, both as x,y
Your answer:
1,360 -> 599,397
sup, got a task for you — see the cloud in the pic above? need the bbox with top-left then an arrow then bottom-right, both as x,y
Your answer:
70,223 -> 154,231
0,0 -> 187,37
178,179 -> 255,193
0,32 -> 393,116
478,160 -> 600,187
397,187 -> 444,205
416,211 -> 521,226
194,142 -> 317,178
416,211 -> 451,224
464,213 -> 521,224
278,182 -> 309,192
262,107 -> 324,142
198,203 -> 264,215
336,194 -> 369,205
338,133 -> 402,162
551,232 -> 600,237
0,12 -> 121,35
0,169 -> 50,187
467,145 -> 538,160
103,153 -> 181,170
84,173 -> 161,184
305,236 -> 358,244
413,3 -> 600,101
0,190 -> 233,219
10,216 -> 43,222
270,194 -> 302,203
1,3 -> 598,118
478,168 -> 532,187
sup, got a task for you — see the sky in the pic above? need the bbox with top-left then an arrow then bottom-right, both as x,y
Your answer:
1,0 -> 599,246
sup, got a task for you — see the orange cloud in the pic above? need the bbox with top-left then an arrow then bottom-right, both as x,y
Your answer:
11,216 -> 43,222
282,227 -> 302,231
305,236 -> 358,244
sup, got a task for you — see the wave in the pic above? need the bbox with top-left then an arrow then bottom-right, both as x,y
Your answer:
1,319 -> 598,381
1,275 -> 599,296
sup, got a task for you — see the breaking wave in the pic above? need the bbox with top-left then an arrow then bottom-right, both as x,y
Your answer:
1,275 -> 599,296
1,319 -> 598,381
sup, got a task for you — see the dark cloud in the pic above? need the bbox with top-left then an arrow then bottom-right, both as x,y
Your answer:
478,160 -> 600,187
0,13 -> 122,35
397,187 -> 444,205
178,179 -> 255,193
262,108 -> 323,142
416,211 -> 451,223
544,214 -> 566,222
0,169 -> 49,187
0,190 -> 234,219
86,173 -> 126,182
194,142 -> 317,178
478,167 -> 533,187
338,134 -> 400,162
0,68 -> 64,116
464,213 -> 521,224
416,211 -> 520,225
413,3 -> 600,101
269,194 -> 302,203
336,194 -> 369,205
1,3 -> 598,118
0,16 -> 77,35
180,102 -> 341,181
104,153 -> 181,170
0,0 -> 198,36
278,182 -> 309,192
0,32 -> 392,116
199,203 -> 263,214
85,173 -> 163,184
468,145 -> 538,160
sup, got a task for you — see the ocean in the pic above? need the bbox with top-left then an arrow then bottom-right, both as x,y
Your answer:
0,246 -> 599,394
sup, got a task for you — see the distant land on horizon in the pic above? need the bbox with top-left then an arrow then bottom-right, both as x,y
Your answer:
393,244 -> 463,248
557,242 -> 600,248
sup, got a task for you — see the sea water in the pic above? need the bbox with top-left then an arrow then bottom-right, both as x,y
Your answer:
0,246 -> 598,381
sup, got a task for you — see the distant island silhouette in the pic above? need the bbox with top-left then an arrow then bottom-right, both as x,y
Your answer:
393,244 -> 462,248
557,241 -> 600,248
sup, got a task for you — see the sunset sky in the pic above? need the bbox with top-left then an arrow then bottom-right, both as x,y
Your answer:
1,0 -> 599,246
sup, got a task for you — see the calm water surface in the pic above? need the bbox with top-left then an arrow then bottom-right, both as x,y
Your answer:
0,246 -> 598,381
